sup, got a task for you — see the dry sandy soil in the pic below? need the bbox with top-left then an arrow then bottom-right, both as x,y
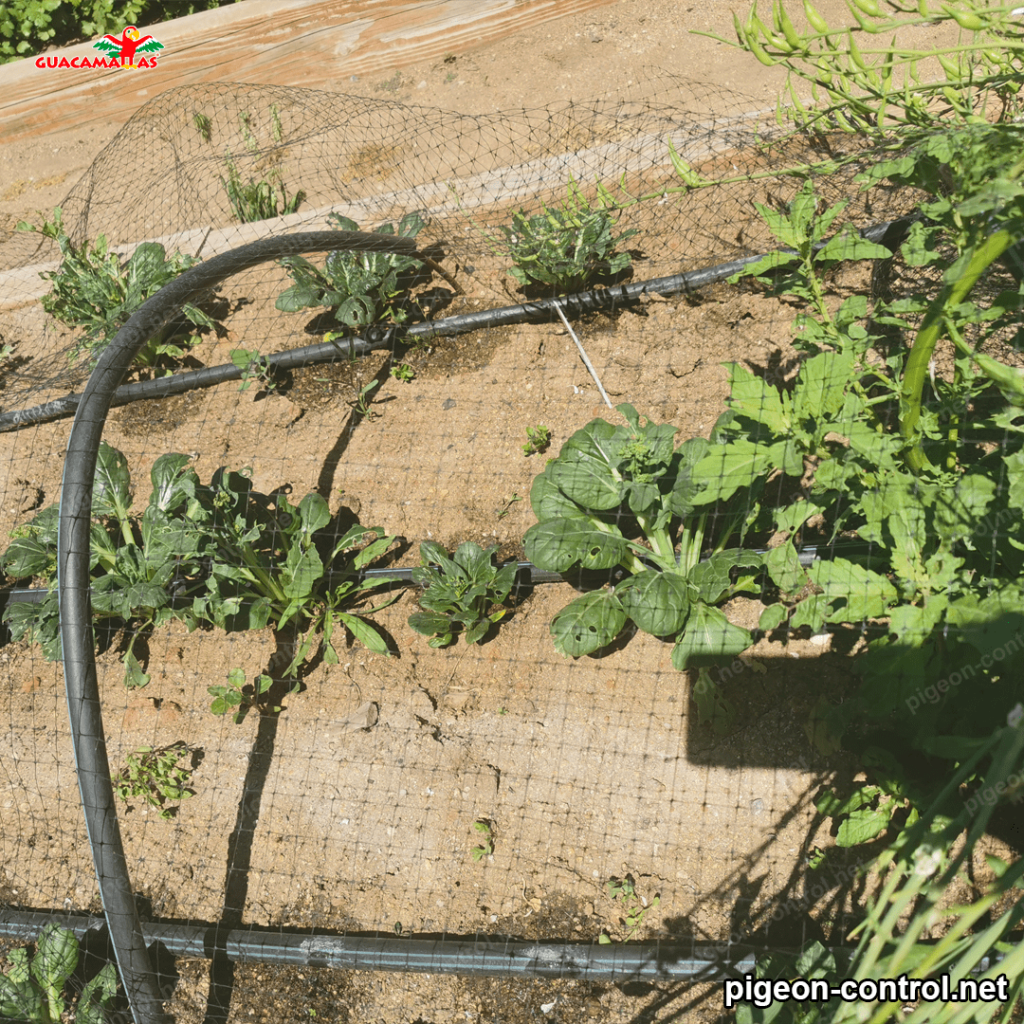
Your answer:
0,2 -> 970,1022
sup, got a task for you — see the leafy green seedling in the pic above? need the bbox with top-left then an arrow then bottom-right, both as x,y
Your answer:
209,668 -> 277,722
17,207 -> 214,368
0,923 -> 117,1024
230,347 -> 277,392
276,212 -> 426,329
470,819 -> 494,862
408,541 -> 517,647
495,493 -> 522,519
390,362 -> 415,383
598,874 -> 660,943
221,159 -> 305,223
113,742 -> 195,819
522,424 -> 551,456
503,181 -> 636,292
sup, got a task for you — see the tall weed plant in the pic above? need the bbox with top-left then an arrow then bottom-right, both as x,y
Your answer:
698,1 -> 1024,1018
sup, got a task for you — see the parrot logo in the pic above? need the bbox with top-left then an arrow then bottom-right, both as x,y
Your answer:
92,26 -> 164,69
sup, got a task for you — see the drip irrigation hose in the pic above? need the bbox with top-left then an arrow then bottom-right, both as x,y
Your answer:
55,231 -> 421,1024
0,909 -> 1010,983
0,543 -> 853,608
0,908 -> 784,982
0,214 -> 917,434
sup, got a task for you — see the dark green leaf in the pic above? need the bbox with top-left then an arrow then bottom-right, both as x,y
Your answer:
523,519 -> 627,571
77,962 -> 118,1024
836,807 -> 892,847
615,570 -> 691,636
148,452 -> 195,512
550,589 -> 626,656
408,611 -> 453,638
92,442 -> 132,518
32,923 -> 78,1007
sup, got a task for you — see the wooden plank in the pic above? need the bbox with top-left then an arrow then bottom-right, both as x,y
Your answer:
0,0 -> 616,144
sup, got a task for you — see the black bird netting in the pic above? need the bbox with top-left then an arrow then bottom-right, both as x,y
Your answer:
0,72 -> 1022,1024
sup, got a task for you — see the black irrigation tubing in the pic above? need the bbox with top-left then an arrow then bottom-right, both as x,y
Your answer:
0,545 -> 850,611
0,214 -> 917,434
0,908 -> 782,982
55,232 -> 423,1024
0,909 -> 1011,982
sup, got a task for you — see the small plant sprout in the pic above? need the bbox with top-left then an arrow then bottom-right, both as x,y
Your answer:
390,362 -> 415,383
193,112 -> 212,142
471,819 -> 495,862
495,493 -> 523,520
522,424 -> 551,456
230,347 -> 277,392
351,378 -> 379,417
408,541 -> 517,647
599,874 -> 660,943
209,668 -> 277,722
113,742 -> 195,819
0,923 -> 117,1024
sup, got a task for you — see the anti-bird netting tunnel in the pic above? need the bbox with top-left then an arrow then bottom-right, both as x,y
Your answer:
0,78 -> 1021,1023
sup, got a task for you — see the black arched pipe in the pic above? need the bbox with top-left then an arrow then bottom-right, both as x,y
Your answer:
56,231 -> 421,1024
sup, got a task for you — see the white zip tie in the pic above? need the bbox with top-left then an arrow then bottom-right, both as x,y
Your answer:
553,300 -> 614,409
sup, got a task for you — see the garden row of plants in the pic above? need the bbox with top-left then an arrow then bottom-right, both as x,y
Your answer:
4,0 -> 1024,1018
14,101 -> 641,384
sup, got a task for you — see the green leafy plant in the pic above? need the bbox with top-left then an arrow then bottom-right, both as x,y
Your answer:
598,874 -> 661,943
502,181 -> 636,292
390,362 -> 415,383
17,207 -> 213,368
0,923 -> 117,1024
2,444 -> 209,686
187,470 -> 401,676
470,819 -> 494,862
1,443 -> 400,686
716,0 -> 1024,135
523,401 -> 762,665
113,741 -> 195,819
221,158 -> 305,223
230,346 -> 277,392
522,424 -> 551,456
407,541 -> 516,647
276,212 -> 426,329
723,180 -> 1024,800
495,493 -> 523,519
208,668 -> 276,722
